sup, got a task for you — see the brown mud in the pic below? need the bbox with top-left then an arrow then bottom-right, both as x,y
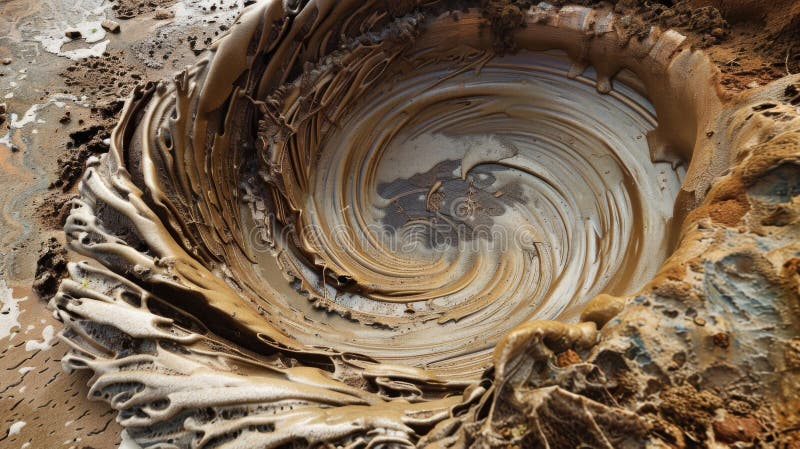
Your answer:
0,0 -> 798,448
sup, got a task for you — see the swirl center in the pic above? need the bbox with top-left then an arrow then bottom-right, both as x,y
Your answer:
248,23 -> 683,377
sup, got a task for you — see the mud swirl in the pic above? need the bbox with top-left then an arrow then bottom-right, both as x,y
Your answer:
50,1 -> 800,448
256,49 -> 682,376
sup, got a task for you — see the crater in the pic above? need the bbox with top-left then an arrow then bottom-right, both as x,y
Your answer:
50,1 -> 800,448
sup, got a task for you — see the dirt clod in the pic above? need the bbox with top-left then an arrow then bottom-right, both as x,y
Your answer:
113,0 -> 177,20
713,414 -> 760,443
556,349 -> 582,367
33,237 -> 68,300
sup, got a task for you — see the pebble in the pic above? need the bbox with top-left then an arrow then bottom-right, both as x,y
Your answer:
101,19 -> 120,33
65,29 -> 82,39
154,9 -> 175,20
693,316 -> 706,326
1,58 -> 11,65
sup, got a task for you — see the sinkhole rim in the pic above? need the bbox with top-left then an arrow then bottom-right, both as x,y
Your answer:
55,0 -> 732,398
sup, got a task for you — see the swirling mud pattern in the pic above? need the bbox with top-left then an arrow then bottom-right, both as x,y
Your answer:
52,1 -> 800,448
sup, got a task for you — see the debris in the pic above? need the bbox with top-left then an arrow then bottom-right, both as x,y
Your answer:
101,19 -> 121,33
154,8 -> 175,20
65,29 -> 82,39
33,237 -> 68,300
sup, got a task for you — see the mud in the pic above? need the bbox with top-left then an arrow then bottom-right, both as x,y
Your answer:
49,101 -> 121,191
1,0 -> 799,448
113,0 -> 178,19
62,51 -> 144,98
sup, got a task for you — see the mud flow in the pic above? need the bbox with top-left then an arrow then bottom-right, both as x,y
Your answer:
19,0 -> 799,448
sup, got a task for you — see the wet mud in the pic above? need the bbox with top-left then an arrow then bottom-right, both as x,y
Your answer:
1,0 -> 799,448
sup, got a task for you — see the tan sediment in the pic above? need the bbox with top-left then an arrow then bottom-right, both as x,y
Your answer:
48,1 -> 800,448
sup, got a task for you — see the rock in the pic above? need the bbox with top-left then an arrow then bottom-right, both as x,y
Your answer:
1,57 -> 11,65
101,19 -> 120,33
711,27 -> 726,38
713,414 -> 760,443
154,9 -> 175,20
0,102 -> 6,115
65,29 -> 82,39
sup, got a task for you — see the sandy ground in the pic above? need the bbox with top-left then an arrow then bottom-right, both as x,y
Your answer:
0,0 -> 798,448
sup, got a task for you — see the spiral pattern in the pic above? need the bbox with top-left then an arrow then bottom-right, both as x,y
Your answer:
54,1 -> 794,447
256,49 -> 683,376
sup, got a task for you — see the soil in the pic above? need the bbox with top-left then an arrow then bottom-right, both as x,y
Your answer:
113,0 -> 179,19
32,237 -> 68,300
47,101 -> 122,192
483,0 -> 800,91
62,51 -> 144,98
